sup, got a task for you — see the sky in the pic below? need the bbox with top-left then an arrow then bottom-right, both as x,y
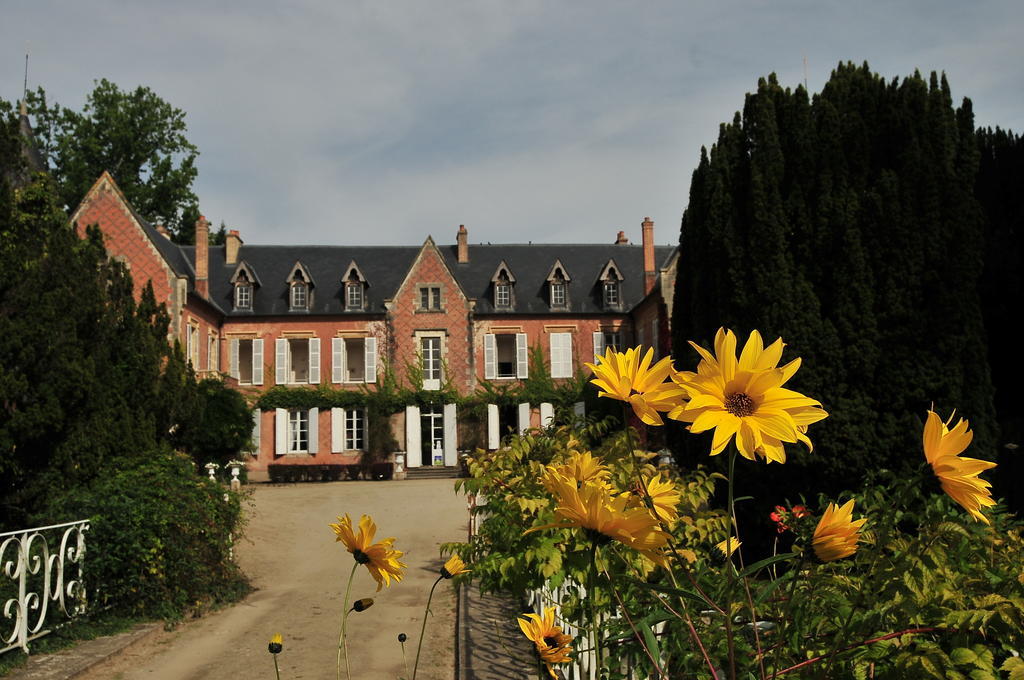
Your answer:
3,1 -> 1022,247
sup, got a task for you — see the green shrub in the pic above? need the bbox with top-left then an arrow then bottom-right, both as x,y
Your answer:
40,450 -> 249,620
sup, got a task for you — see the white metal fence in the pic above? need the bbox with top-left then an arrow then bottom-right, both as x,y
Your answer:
1,519 -> 89,655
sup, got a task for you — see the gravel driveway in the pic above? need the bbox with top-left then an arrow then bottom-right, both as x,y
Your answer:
79,478 -> 468,680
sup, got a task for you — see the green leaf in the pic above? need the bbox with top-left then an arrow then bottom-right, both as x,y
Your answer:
1000,656 -> 1024,680
950,648 -> 977,665
754,570 -> 794,606
636,619 -> 661,666
739,553 -> 798,578
624,577 -> 717,608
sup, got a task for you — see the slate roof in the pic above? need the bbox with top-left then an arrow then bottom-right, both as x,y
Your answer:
442,243 -> 677,314
167,240 -> 676,318
187,245 -> 422,316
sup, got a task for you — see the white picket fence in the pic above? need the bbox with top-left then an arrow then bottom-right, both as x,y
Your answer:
469,493 -> 663,679
0,519 -> 89,655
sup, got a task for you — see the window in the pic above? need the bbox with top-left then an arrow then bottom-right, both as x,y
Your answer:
290,281 -> 308,310
346,282 -> 364,310
187,323 -> 200,367
345,409 -> 365,450
230,338 -> 264,385
331,337 -> 377,383
288,410 -> 308,453
550,332 -> 573,378
550,281 -> 566,308
235,282 -> 252,310
419,286 -> 442,311
421,336 -> 442,389
275,337 -> 321,384
484,333 -> 528,380
603,280 -> 620,307
207,332 -> 219,371
494,282 -> 511,308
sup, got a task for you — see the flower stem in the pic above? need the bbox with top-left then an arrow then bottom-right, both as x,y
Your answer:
337,561 -> 358,680
589,540 -> 604,677
273,654 -> 281,680
723,446 -> 738,680
412,576 -> 443,680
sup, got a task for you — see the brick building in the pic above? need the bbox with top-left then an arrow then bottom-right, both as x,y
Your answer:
72,172 -> 679,480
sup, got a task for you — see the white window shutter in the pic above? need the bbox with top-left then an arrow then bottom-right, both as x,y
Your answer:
563,334 -> 573,376
253,338 -> 264,385
405,405 -> 421,467
516,333 -> 529,379
332,338 -> 344,384
229,339 -> 240,379
331,407 -> 344,452
540,402 -> 554,428
364,336 -> 377,383
275,408 -> 286,455
517,402 -> 531,435
593,331 -> 604,363
484,334 -> 496,380
250,409 -> 261,456
573,401 -> 586,418
308,408 -> 319,453
486,404 -> 499,450
308,338 -> 321,384
551,333 -> 572,378
275,339 -> 288,385
443,403 -> 457,466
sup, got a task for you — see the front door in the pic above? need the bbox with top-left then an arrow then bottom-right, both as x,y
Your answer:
420,406 -> 444,466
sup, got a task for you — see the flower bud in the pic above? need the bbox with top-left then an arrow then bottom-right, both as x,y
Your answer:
268,633 -> 283,654
398,633 -> 408,643
352,598 -> 374,612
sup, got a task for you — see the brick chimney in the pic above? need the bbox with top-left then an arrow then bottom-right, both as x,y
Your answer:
457,224 -> 469,263
615,230 -> 629,245
195,215 -> 209,299
225,229 -> 243,265
642,217 -> 656,294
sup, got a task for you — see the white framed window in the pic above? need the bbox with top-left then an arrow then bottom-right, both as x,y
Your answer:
345,408 -> 365,450
331,336 -> 377,384
229,338 -> 264,385
288,410 -> 308,452
420,335 -> 442,389
235,282 -> 252,310
603,280 -> 620,307
290,282 -> 308,311
494,282 -> 511,308
207,332 -> 219,371
550,281 -> 566,308
550,332 -> 573,378
419,286 -> 442,311
346,283 -> 364,310
484,333 -> 528,380
187,322 -> 200,367
275,337 -> 321,384
592,331 -> 621,361
275,407 -> 318,455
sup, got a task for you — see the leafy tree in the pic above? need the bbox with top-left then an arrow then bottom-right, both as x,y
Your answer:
672,64 -> 999,530
24,79 -> 199,240
174,377 -> 253,468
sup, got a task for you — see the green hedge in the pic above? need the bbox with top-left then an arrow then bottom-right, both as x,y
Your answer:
267,463 -> 393,482
40,450 -> 248,620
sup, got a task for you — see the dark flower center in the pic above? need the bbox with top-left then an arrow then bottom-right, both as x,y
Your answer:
724,392 -> 756,418
543,636 -> 560,649
353,549 -> 371,564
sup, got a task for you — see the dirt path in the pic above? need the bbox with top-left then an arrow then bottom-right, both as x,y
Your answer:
79,478 -> 468,680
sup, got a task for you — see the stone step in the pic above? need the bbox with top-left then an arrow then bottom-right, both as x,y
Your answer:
405,466 -> 461,479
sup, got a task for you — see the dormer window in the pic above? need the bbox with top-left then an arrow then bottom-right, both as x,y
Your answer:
598,260 -> 624,310
229,261 -> 261,312
286,261 -> 315,312
603,280 -> 619,306
545,260 -> 571,310
490,261 -> 516,310
291,278 -> 308,310
342,261 -> 367,312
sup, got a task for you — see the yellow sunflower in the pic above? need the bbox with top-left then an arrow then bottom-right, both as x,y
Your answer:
518,606 -> 573,678
812,500 -> 867,562
669,328 -> 828,463
440,554 -> 471,579
330,514 -> 407,591
544,450 -> 610,490
923,410 -> 996,524
716,537 -> 742,558
626,473 -> 681,526
585,346 -> 688,425
533,472 -> 668,562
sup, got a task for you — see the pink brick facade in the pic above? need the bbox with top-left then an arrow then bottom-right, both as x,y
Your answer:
75,174 -> 678,479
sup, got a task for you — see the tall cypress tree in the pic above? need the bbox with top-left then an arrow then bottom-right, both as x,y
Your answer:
673,64 -> 997,512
